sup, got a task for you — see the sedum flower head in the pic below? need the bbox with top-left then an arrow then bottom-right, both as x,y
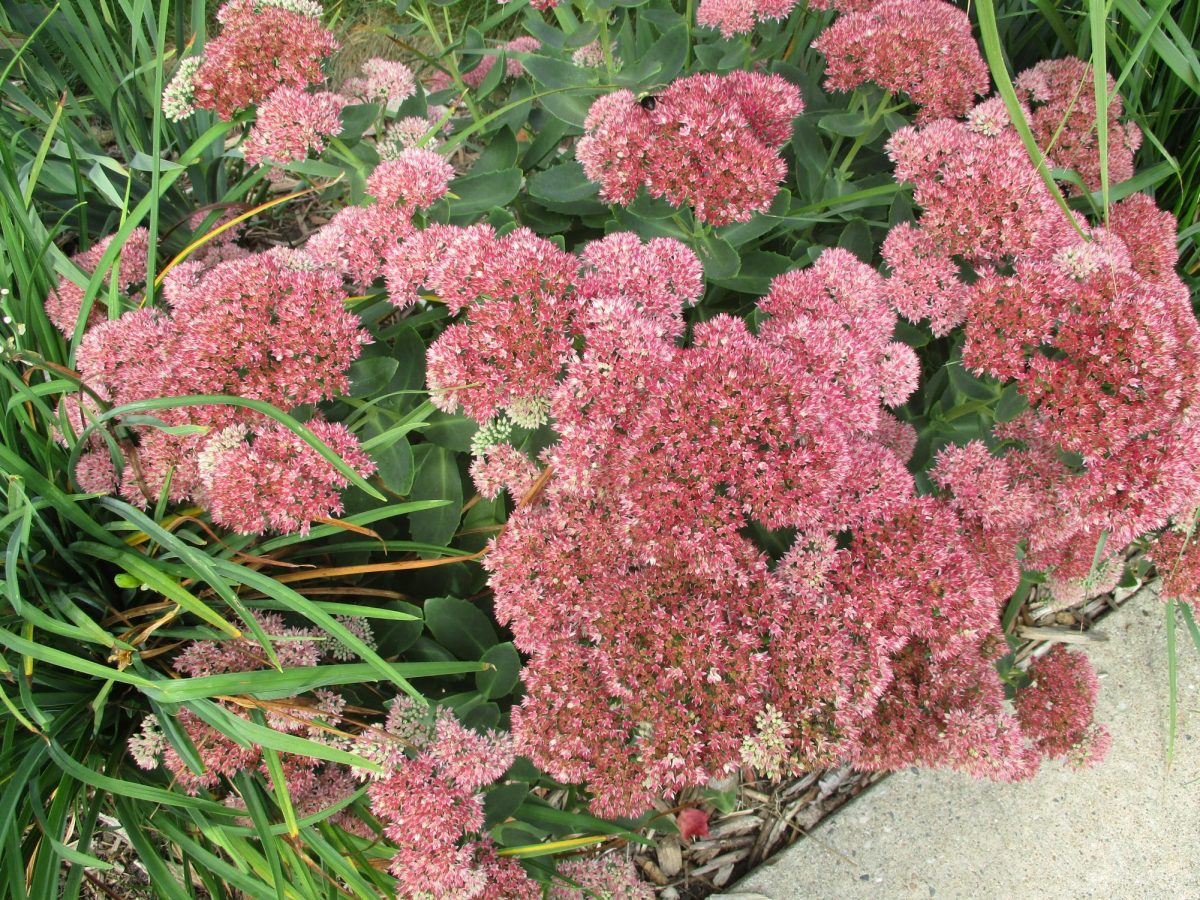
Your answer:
550,857 -> 653,899
163,57 -> 202,121
577,72 -> 803,225
45,227 -> 151,336
1015,646 -> 1110,769
813,0 -> 990,123
379,116 -> 440,157
242,88 -> 347,167
190,0 -> 338,119
697,0 -> 800,38
1015,57 -> 1141,194
344,57 -> 416,104
367,149 -> 456,210
202,419 -> 376,535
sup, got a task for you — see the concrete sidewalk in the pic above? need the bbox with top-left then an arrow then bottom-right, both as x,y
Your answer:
721,587 -> 1200,899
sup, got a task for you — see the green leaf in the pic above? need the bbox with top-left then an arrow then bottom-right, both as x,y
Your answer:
462,701 -> 501,731
347,357 -> 400,399
145,661 -> 485,702
709,251 -> 791,294
526,160 -> 603,213
893,318 -> 931,349
994,383 -> 1030,423
485,782 -> 530,828
718,189 -> 790,248
373,434 -> 415,495
422,412 -> 478,452
477,641 -> 521,698
185,699 -> 379,770
473,127 -> 519,173
448,168 -> 523,221
645,25 -> 688,83
537,89 -> 595,129
475,49 -> 508,101
340,103 -> 381,143
818,111 -> 875,138
515,799 -> 652,845
520,55 -> 592,90
948,362 -> 996,401
698,234 -> 740,281
409,444 -> 463,546
390,324 -> 427,378
424,596 -> 499,658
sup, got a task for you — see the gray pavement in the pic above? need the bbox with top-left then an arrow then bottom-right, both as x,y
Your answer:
721,586 -> 1200,899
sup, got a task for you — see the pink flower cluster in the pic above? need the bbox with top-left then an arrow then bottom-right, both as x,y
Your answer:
462,37 -> 542,89
45,228 -> 150,336
882,87 -> 1200,597
162,0 -> 347,171
201,420 -> 375,535
345,144 -> 1136,809
1015,646 -> 1111,769
1015,57 -> 1142,193
298,146 -> 455,288
577,71 -> 803,225
550,857 -> 652,899
352,698 -> 539,898
385,208 -> 1104,813
185,0 -> 339,119
812,0 -> 990,122
241,87 -> 347,167
63,248 -> 374,534
1148,526 -> 1200,613
697,0 -> 800,39
131,618 -> 559,894
343,57 -> 417,104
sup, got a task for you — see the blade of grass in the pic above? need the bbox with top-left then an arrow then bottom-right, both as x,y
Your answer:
976,0 -> 1089,241
1088,0 -> 1111,222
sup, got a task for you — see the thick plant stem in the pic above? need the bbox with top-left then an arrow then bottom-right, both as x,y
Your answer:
836,94 -> 894,177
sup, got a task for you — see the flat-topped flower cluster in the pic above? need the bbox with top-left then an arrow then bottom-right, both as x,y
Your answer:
51,147 -> 455,535
74,0 -> 1197,891
162,0 -> 418,169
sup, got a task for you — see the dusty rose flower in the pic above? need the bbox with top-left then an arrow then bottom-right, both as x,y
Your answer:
1015,646 -> 1110,769
470,444 -> 541,500
1015,57 -> 1141,193
379,116 -> 439,157
241,88 -> 346,166
577,72 -> 803,225
813,0 -> 990,122
303,204 -> 414,286
343,57 -> 416,104
697,0 -> 799,38
201,419 -> 375,535
353,705 -> 534,897
45,228 -> 151,336
190,0 -> 338,119
367,148 -> 456,209
1148,527 -> 1200,614
462,36 -> 541,89
551,857 -> 652,900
